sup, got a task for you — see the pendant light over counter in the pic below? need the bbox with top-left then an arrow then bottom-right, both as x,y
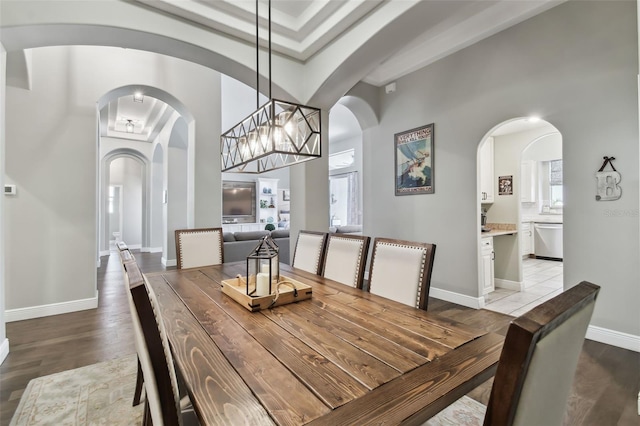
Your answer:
221,0 -> 322,174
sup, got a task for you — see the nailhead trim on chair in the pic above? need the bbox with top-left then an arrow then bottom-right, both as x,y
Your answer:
177,229 -> 223,268
328,236 -> 365,287
371,241 -> 427,309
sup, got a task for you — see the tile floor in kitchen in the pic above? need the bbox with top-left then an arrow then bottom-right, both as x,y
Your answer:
484,258 -> 563,317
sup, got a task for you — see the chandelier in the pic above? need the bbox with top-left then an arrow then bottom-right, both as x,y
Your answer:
221,0 -> 321,173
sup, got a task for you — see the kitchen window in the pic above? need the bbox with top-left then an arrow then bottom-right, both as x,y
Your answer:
549,159 -> 563,209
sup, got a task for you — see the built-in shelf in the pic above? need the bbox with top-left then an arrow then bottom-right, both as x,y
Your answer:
258,178 -> 279,226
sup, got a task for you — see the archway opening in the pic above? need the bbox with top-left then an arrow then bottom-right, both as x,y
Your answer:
477,117 -> 563,316
97,85 -> 195,268
328,103 -> 363,228
108,157 -> 144,249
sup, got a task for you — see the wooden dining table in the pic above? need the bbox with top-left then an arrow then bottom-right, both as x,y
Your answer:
145,262 -> 504,425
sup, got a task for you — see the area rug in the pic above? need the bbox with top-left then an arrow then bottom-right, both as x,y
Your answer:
10,355 -> 144,426
423,395 -> 486,426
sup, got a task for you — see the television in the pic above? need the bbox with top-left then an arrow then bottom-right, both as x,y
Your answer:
222,181 -> 256,223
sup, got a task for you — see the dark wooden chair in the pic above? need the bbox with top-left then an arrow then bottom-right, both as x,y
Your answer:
291,230 -> 328,275
127,262 -> 198,425
175,227 -> 224,269
321,234 -> 371,289
367,237 -> 436,310
425,281 -> 600,426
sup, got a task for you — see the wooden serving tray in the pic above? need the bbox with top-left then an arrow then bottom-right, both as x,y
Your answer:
221,275 -> 312,312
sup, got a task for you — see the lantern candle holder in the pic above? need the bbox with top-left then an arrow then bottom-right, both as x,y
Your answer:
246,235 -> 280,297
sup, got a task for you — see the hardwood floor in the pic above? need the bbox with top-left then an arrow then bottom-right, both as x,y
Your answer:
1,250 -> 638,425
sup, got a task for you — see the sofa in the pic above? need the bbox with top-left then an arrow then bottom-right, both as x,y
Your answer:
223,229 -> 291,264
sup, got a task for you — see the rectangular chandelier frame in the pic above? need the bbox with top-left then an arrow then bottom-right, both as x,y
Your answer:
221,98 -> 321,174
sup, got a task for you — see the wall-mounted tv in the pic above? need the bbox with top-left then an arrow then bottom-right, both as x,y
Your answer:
222,181 -> 256,223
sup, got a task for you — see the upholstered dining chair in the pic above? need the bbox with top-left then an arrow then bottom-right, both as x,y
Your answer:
367,237 -> 436,310
118,248 -> 143,406
322,234 -> 371,289
127,262 -> 198,426
425,281 -> 600,426
292,230 -> 328,275
175,227 -> 224,269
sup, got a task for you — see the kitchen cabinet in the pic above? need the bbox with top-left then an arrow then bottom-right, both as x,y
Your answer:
257,178 -> 278,227
481,236 -> 495,294
520,222 -> 534,258
521,160 -> 537,202
480,137 -> 494,203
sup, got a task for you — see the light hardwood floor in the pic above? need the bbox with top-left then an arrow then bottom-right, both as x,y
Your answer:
1,250 -> 638,425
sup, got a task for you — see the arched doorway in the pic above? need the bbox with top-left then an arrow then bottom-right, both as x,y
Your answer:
332,93 -> 379,235
328,104 -> 363,228
100,149 -> 148,254
96,85 -> 196,266
477,118 -> 563,315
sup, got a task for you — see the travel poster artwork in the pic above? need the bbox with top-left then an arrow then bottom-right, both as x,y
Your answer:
395,123 -> 434,195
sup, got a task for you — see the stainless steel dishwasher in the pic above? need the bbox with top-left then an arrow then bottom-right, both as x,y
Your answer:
534,223 -> 563,260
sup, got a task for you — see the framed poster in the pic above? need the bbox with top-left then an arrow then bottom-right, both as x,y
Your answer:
395,123 -> 434,195
499,175 -> 513,195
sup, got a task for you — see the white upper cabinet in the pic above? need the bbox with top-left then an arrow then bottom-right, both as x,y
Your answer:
480,137 -> 494,203
521,160 -> 537,202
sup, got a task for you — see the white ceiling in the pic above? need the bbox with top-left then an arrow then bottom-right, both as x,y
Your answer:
134,0 -> 562,86
93,0 -> 563,141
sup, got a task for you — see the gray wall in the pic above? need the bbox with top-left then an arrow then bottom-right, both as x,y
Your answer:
0,43 -> 7,362
366,1 -> 639,336
166,117 -> 189,262
4,46 -> 221,312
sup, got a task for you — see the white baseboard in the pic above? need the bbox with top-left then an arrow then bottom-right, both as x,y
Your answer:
96,258 -> 101,268
586,325 -> 640,353
430,287 -> 485,309
162,257 -> 176,267
495,279 -> 524,291
99,250 -> 110,257
5,292 -> 99,322
128,244 -> 142,250
0,338 -> 9,365
141,247 -> 163,253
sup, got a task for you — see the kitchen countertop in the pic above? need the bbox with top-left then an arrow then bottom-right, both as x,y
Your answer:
481,222 -> 517,237
482,228 -> 517,237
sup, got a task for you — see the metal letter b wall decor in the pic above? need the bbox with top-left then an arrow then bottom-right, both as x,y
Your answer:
595,156 -> 621,201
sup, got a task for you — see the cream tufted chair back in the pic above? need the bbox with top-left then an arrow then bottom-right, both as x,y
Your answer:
322,234 -> 371,289
292,231 -> 328,275
368,238 -> 436,310
175,228 -> 224,269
